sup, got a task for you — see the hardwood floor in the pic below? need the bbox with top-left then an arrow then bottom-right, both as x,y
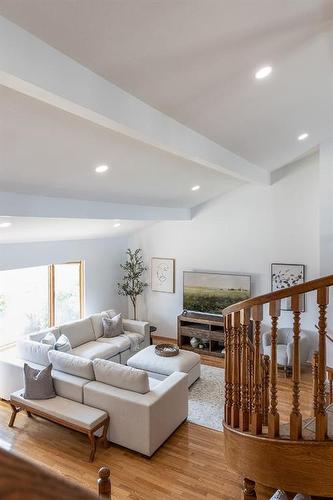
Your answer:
0,353 -> 314,499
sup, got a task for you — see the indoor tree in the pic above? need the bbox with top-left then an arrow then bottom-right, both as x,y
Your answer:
117,248 -> 148,320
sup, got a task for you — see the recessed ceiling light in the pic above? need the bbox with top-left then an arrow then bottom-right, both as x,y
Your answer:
255,66 -> 272,80
0,222 -> 12,228
113,223 -> 121,228
297,133 -> 309,141
191,185 -> 200,191
95,165 -> 109,173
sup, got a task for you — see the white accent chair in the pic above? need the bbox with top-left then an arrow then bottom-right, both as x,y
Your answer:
262,328 -> 313,376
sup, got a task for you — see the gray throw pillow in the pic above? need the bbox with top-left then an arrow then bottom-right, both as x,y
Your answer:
102,313 -> 123,338
23,363 -> 56,400
55,334 -> 72,353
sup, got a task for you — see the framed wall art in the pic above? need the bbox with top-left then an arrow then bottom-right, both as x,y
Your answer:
151,258 -> 175,293
271,263 -> 305,311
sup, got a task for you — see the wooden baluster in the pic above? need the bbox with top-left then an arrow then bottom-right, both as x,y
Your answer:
290,294 -> 302,440
268,300 -> 281,438
316,287 -> 329,441
227,314 -> 234,425
231,311 -> 241,428
98,467 -> 111,498
312,351 -> 319,417
224,315 -> 231,425
327,367 -> 333,405
240,308 -> 250,431
262,354 -> 270,426
248,346 -> 254,424
251,305 -> 263,435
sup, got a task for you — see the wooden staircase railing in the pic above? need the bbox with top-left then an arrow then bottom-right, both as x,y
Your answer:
222,274 -> 333,499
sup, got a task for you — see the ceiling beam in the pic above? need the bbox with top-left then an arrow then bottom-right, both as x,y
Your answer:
0,16 -> 270,185
0,192 -> 191,221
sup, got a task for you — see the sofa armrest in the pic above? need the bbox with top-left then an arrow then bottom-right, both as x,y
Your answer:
83,372 -> 188,456
122,319 -> 150,346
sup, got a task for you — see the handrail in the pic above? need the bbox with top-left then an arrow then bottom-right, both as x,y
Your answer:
223,274 -> 333,315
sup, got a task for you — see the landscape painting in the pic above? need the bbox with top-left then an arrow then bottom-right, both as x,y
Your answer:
183,271 -> 251,315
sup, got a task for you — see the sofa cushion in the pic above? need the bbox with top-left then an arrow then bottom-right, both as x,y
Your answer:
60,318 -> 95,348
71,341 -> 119,360
124,331 -> 145,349
23,363 -> 56,400
10,390 -> 107,430
93,358 -> 150,394
16,340 -> 53,367
90,313 -> 104,339
48,350 -> 95,380
52,369 -> 90,403
97,334 -> 131,352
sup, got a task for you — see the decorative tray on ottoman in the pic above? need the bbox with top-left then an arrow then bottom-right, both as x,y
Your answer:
155,343 -> 179,357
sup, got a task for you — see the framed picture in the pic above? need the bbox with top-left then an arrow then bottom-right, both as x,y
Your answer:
271,263 -> 305,311
151,258 -> 175,293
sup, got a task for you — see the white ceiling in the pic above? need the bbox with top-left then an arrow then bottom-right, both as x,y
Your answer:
0,0 -> 332,171
0,216 -> 151,244
0,85 -> 243,208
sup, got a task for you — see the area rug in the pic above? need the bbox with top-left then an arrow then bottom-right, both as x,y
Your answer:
188,365 -> 224,431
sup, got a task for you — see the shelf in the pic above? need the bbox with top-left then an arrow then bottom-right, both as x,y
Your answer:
181,345 -> 224,358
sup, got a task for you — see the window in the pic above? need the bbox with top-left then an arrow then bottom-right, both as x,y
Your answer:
51,262 -> 84,326
0,261 -> 84,348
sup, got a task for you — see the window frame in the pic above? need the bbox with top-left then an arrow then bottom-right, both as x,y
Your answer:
49,261 -> 85,327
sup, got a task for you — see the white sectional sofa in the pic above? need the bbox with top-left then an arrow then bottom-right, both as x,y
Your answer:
1,311 -> 189,456
0,310 -> 150,399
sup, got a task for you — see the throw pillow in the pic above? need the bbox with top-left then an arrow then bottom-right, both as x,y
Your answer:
23,363 -> 56,400
41,331 -> 57,347
102,313 -> 123,338
55,334 -> 72,353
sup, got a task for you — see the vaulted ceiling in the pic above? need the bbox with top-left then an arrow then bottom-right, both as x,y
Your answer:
1,0 -> 332,172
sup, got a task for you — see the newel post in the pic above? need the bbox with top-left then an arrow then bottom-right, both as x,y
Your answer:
97,467 -> 111,498
251,304 -> 263,435
316,287 -> 329,441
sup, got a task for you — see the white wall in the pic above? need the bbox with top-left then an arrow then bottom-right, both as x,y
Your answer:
130,153 -> 320,342
0,237 -> 128,316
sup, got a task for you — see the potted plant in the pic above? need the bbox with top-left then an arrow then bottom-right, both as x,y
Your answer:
117,248 -> 148,320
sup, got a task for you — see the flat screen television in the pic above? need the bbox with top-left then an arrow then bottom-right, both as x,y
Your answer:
183,271 -> 251,316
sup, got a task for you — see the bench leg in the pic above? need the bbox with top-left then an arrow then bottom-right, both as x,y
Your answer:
9,404 -> 20,427
88,431 -> 96,462
102,417 -> 109,448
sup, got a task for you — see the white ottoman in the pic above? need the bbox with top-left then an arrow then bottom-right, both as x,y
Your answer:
127,345 -> 201,387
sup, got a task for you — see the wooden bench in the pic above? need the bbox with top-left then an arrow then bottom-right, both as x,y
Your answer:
9,390 -> 110,462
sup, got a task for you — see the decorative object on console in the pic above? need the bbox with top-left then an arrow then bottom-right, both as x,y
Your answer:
271,263 -> 305,311
151,257 -> 175,293
190,337 -> 200,348
155,343 -> 179,357
117,248 -> 148,320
